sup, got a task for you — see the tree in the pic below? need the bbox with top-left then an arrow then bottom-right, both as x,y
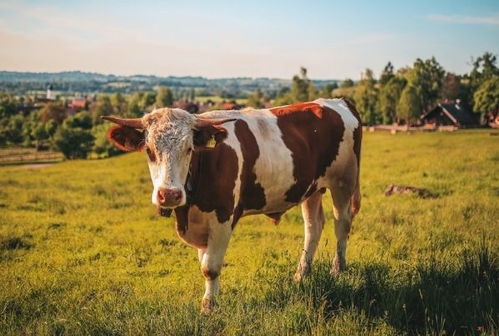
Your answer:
379,62 -> 395,86
353,69 -> 379,125
110,93 -> 127,116
40,102 -> 66,124
377,76 -> 406,124
406,57 -> 445,114
319,83 -> 338,98
473,76 -> 499,122
290,67 -> 315,102
155,86 -> 174,108
340,79 -> 354,88
470,52 -> 498,90
54,113 -> 95,159
91,95 -> 113,125
247,89 -> 265,108
0,93 -> 17,118
2,115 -> 25,145
397,85 -> 422,125
441,73 -> 462,101
92,124 -> 121,158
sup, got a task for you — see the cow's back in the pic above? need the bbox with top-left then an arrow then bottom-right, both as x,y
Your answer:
199,98 -> 361,219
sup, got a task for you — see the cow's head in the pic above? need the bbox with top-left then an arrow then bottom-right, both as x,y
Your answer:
103,108 -> 235,211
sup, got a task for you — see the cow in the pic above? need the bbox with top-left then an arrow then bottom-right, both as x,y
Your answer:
103,98 -> 362,313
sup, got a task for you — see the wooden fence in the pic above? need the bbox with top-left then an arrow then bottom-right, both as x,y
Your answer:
0,148 -> 63,164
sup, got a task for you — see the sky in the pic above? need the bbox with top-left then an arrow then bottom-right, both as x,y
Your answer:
0,0 -> 498,79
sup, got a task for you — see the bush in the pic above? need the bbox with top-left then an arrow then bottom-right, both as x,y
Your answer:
92,123 -> 122,158
54,114 -> 95,159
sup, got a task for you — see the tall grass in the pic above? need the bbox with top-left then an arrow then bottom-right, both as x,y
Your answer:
0,130 -> 498,335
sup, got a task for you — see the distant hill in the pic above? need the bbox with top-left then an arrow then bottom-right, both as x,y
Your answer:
0,71 -> 339,97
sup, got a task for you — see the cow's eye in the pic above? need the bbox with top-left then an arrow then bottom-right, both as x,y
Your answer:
187,147 -> 193,154
146,147 -> 156,162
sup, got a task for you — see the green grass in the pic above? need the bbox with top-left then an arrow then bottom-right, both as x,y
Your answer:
0,130 -> 498,335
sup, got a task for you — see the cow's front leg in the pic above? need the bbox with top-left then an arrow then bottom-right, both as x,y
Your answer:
199,220 -> 232,314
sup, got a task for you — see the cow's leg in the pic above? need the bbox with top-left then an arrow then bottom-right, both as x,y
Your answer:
294,191 -> 325,282
330,183 -> 354,276
200,220 -> 232,314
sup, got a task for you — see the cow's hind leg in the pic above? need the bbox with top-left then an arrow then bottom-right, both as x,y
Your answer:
330,183 -> 354,276
294,191 -> 325,282
199,220 -> 232,314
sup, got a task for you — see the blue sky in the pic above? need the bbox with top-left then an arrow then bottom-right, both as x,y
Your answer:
0,0 -> 498,79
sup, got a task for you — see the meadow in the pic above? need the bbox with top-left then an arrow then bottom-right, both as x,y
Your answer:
0,130 -> 497,335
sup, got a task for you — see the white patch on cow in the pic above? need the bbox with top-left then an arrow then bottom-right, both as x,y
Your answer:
314,98 -> 359,185
199,109 -> 296,214
144,108 -> 195,207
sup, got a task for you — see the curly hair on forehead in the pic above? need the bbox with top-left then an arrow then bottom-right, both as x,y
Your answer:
143,108 -> 196,152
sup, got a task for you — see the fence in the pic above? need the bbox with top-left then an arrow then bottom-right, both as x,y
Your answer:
0,148 -> 63,164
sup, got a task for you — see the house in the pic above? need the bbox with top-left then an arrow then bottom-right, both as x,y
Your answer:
67,97 -> 87,114
420,101 -> 478,129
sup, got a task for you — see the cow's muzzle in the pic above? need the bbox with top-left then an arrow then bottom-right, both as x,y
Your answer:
157,187 -> 183,208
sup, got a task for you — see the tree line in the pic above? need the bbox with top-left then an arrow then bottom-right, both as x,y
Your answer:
0,52 -> 498,160
248,52 -> 498,126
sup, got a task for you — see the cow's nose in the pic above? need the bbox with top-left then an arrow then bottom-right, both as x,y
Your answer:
157,188 -> 182,207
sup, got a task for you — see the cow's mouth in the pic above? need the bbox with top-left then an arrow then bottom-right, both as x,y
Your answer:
157,206 -> 173,217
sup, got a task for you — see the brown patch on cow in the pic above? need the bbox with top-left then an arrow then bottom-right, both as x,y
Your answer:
187,143 -> 238,223
174,206 -> 189,235
173,206 -> 211,248
201,267 -> 220,280
266,212 -> 284,225
233,120 -> 266,220
193,125 -> 228,148
271,102 -> 324,119
107,125 -> 145,152
270,102 -> 345,203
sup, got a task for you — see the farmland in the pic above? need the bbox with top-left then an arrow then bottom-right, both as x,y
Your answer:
0,130 -> 498,335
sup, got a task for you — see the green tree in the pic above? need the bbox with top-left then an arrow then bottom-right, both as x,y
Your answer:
40,102 -> 66,124
290,67 -> 315,102
92,123 -> 121,158
441,73 -> 462,101
353,69 -> 379,125
406,57 -> 445,114
470,52 -> 498,91
247,89 -> 265,108
155,87 -> 174,108
0,93 -> 17,118
110,93 -> 127,116
5,115 -> 25,144
397,85 -> 422,125
128,93 -> 143,117
377,76 -> 406,124
91,95 -> 113,125
379,61 -> 395,86
340,78 -> 354,88
54,112 -> 95,159
319,83 -> 338,98
473,76 -> 499,122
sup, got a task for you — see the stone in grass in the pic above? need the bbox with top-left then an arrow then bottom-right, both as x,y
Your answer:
384,184 -> 438,199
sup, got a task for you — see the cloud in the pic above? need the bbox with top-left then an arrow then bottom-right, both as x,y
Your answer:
427,14 -> 499,26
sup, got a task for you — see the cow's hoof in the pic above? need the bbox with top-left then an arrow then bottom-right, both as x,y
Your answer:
293,265 -> 310,283
200,296 -> 216,315
330,258 -> 346,277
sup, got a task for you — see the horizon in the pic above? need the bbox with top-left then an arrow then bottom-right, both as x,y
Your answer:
0,0 -> 498,80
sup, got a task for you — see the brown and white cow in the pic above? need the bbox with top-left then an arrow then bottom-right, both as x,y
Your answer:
103,98 -> 362,313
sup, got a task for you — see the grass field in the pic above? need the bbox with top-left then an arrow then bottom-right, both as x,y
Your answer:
0,130 -> 498,335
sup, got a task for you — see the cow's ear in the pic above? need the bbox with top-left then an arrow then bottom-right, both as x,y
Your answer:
108,125 -> 145,151
193,125 -> 228,148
